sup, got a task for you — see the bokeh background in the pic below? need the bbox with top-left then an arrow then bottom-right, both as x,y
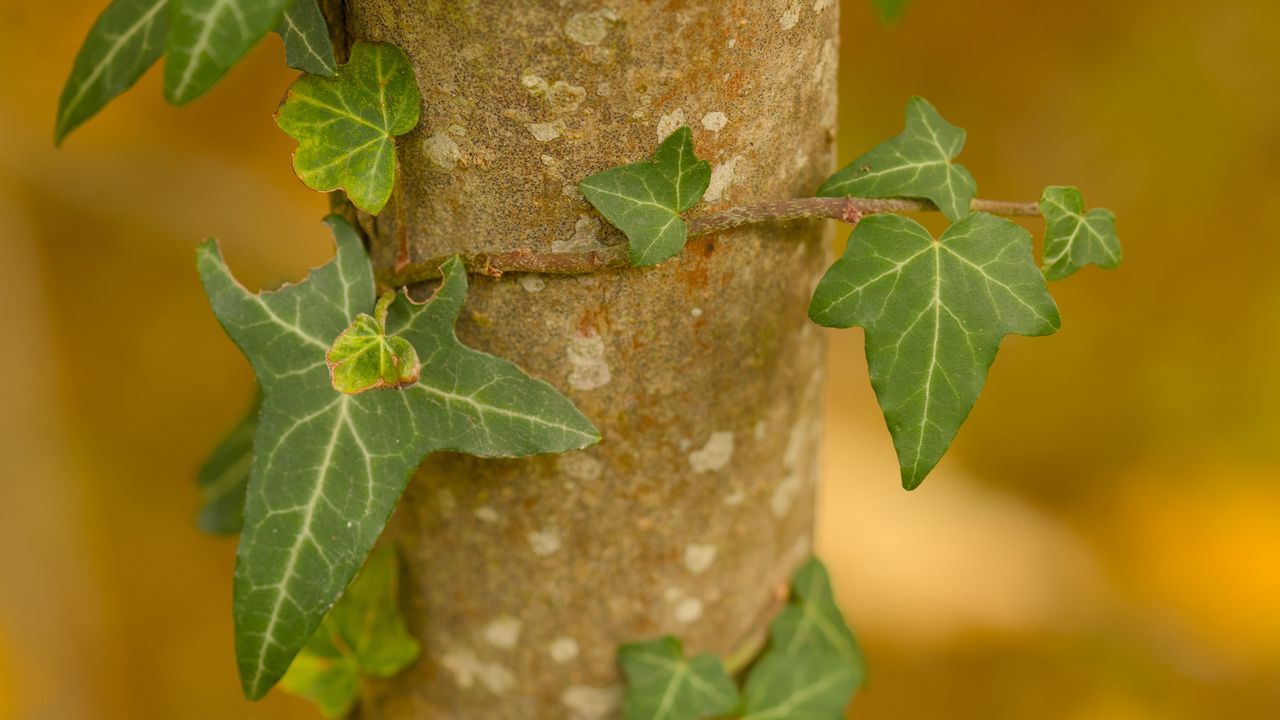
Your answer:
2,1 -> 1278,718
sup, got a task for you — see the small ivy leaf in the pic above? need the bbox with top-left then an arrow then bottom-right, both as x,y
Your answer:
741,558 -> 865,720
197,215 -> 599,700
818,97 -> 976,222
55,0 -> 169,145
327,293 -> 421,394
871,0 -> 910,24
1038,185 -> 1122,280
619,636 -> 739,720
279,545 -> 420,719
276,0 -> 337,76
579,126 -> 711,267
809,213 -> 1060,489
164,0 -> 291,105
276,42 -> 422,215
195,390 -> 259,535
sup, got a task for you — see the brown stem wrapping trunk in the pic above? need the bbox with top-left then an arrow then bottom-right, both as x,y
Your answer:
345,2 -> 838,717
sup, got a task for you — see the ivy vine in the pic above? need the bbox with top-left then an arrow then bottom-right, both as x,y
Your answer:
57,1 -> 1121,718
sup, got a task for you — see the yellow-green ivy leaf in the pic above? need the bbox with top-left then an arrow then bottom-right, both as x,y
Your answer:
276,0 -> 336,76
1039,185 -> 1122,280
579,126 -> 711,267
326,293 -> 421,394
55,0 -> 169,145
619,636 -> 739,720
818,96 -> 976,222
279,545 -> 420,719
809,213 -> 1059,488
197,215 -> 598,700
276,42 -> 422,215
741,558 -> 865,720
164,0 -> 291,105
196,390 -> 258,535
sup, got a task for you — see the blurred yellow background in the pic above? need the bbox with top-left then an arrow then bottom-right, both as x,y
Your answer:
2,1 -> 1278,718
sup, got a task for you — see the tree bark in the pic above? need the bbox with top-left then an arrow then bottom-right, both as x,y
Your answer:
343,2 -> 838,717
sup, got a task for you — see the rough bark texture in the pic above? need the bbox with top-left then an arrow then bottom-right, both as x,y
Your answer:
345,2 -> 838,718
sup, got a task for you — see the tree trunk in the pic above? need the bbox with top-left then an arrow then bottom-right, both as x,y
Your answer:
343,2 -> 838,717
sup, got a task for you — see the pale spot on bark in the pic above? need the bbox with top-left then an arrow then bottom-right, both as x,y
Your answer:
814,0 -> 835,11
567,332 -> 611,391
772,473 -> 803,518
674,597 -> 704,624
440,650 -> 517,695
526,120 -> 566,142
689,431 -> 735,473
549,636 -> 580,663
728,37 -> 738,48
564,10 -> 617,46
690,307 -> 703,317
562,685 -> 622,720
552,215 -> 601,252
781,0 -> 802,30
754,420 -> 767,440
474,506 -> 501,523
518,275 -> 546,293
528,528 -> 562,556
724,487 -> 746,506
548,81 -> 587,113
664,587 -> 685,602
521,73 -> 548,95
701,111 -> 728,133
559,452 -> 604,481
683,544 -> 718,575
657,107 -> 686,140
424,132 -> 462,169
483,616 -> 523,649
705,155 -> 744,203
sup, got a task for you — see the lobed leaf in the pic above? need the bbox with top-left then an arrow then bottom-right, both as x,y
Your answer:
619,636 -> 739,720
55,0 -> 169,145
276,42 -> 422,214
818,96 -> 976,221
326,293 -> 421,394
276,0 -> 337,76
279,544 -> 420,719
196,390 -> 259,535
164,0 -> 291,105
197,215 -> 599,699
809,213 -> 1060,488
741,558 -> 865,720
1039,185 -> 1122,280
579,126 -> 711,266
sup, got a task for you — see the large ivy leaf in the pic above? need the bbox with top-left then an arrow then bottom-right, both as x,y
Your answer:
279,544 -> 420,719
197,215 -> 599,699
1039,186 -> 1122,280
196,390 -> 259,535
164,0 -> 291,105
809,213 -> 1060,488
276,42 -> 422,215
619,636 -> 739,720
579,126 -> 711,267
276,0 -> 337,76
741,558 -> 865,720
55,0 -> 169,145
818,97 -> 976,221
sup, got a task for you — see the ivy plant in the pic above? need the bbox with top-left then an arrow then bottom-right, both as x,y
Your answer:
57,1 -> 1119,717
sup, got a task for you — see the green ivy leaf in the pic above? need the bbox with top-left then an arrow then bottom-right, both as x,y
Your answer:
326,293 -> 421,394
276,0 -> 337,76
871,0 -> 910,23
279,544 -> 420,719
579,126 -> 711,267
55,0 -> 169,145
818,97 -> 976,222
196,390 -> 259,535
1038,186 -> 1122,280
809,213 -> 1060,488
276,42 -> 421,215
741,558 -> 865,720
197,215 -> 599,700
164,0 -> 290,105
619,636 -> 739,720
